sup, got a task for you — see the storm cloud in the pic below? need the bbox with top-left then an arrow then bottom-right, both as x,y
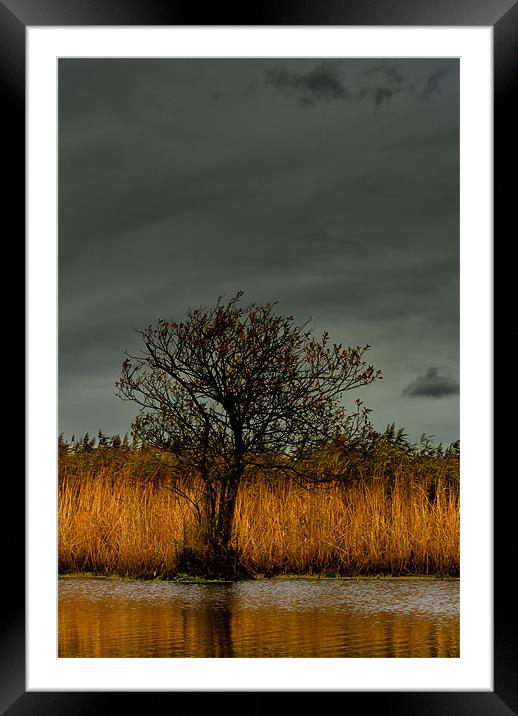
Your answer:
265,60 -> 453,107
421,67 -> 452,98
402,367 -> 460,399
265,61 -> 350,105
58,58 -> 459,445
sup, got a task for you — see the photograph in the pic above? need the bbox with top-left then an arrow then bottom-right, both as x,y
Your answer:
57,56 -> 461,659
7,0 -> 510,709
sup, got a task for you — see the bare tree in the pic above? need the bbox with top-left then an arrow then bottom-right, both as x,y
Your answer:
116,292 -> 382,576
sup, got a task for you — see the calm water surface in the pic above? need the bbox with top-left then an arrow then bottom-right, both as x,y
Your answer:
59,576 -> 459,658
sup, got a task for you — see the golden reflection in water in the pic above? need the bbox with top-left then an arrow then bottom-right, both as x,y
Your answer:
59,578 -> 459,658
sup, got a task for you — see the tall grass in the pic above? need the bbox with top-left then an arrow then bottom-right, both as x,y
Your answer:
59,449 -> 459,577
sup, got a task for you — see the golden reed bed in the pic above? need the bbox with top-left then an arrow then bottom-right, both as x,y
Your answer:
58,463 -> 459,578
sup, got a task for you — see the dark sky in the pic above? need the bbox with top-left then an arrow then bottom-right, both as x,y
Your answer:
58,58 -> 459,446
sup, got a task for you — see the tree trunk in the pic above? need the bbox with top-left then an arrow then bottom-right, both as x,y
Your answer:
191,469 -> 244,579
199,481 -> 217,546
216,476 -> 240,549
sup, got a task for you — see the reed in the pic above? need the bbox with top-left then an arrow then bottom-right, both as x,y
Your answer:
59,457 -> 459,578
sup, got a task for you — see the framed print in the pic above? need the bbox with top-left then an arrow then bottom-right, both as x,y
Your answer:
7,0 -> 512,712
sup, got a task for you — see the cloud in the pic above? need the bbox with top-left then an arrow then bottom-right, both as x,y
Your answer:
265,61 -> 455,108
364,65 -> 404,88
265,61 -> 350,106
356,86 -> 396,106
58,58 -> 459,444
357,65 -> 405,106
402,367 -> 459,399
421,67 -> 452,98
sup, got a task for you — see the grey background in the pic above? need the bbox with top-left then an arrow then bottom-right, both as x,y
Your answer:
59,58 -> 459,446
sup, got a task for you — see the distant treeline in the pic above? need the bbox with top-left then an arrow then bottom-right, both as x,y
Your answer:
60,424 -> 460,461
59,424 -> 459,503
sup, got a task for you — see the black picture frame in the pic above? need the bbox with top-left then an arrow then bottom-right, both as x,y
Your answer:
7,0 -> 509,712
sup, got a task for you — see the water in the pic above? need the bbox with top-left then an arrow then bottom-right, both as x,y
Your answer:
58,576 -> 459,658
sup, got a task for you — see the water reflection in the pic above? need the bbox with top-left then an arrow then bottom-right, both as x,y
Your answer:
58,577 -> 459,658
